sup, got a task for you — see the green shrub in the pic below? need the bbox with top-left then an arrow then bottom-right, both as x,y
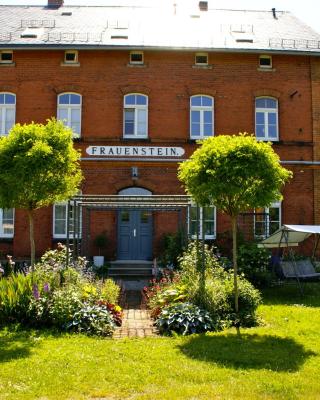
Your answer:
49,286 -> 82,327
159,230 -> 186,267
156,302 -> 214,335
148,284 -> 188,316
99,279 -> 121,304
238,243 -> 274,288
66,303 -> 115,336
179,242 -> 262,328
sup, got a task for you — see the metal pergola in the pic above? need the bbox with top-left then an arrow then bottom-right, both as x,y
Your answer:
65,194 -> 201,265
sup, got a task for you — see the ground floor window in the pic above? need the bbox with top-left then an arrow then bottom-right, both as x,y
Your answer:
0,208 -> 14,238
189,205 -> 216,239
254,201 -> 281,239
53,202 -> 82,239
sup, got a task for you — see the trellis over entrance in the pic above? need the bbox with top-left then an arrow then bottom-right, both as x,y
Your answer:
65,194 -> 197,265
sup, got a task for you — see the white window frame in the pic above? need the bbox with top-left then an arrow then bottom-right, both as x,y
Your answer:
195,52 -> 208,66
259,54 -> 272,69
188,205 -> 216,240
0,208 -> 14,238
57,92 -> 82,138
123,93 -> 148,138
254,201 -> 281,239
0,50 -> 13,64
64,50 -> 78,64
190,95 -> 214,139
255,96 -> 279,141
129,51 -> 144,65
0,92 -> 16,136
53,200 -> 82,239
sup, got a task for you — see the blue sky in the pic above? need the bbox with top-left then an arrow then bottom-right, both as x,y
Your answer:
0,0 -> 319,33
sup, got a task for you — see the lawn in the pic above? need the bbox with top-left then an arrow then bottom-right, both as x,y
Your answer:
1,283 -> 320,400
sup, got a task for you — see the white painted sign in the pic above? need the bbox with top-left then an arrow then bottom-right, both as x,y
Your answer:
86,146 -> 185,157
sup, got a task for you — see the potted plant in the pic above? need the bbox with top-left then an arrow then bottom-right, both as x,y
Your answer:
93,231 -> 108,267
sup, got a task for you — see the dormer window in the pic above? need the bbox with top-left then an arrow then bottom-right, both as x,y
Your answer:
130,51 -> 144,65
259,54 -> 272,69
64,50 -> 78,64
195,52 -> 208,66
0,50 -> 13,64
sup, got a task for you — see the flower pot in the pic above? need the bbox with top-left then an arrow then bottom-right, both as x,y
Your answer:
93,256 -> 104,267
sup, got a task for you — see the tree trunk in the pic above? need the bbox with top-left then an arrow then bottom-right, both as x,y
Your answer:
27,209 -> 35,271
231,215 -> 240,335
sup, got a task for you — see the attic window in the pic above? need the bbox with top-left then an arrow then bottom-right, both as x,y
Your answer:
259,54 -> 272,68
236,38 -> 253,43
195,52 -> 208,65
64,50 -> 78,63
130,51 -> 144,65
20,27 -> 43,39
0,50 -> 13,63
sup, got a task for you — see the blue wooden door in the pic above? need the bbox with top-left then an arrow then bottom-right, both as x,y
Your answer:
118,210 -> 152,260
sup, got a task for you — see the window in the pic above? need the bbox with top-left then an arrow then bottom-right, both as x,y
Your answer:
123,94 -> 148,138
254,201 -> 281,238
255,97 -> 278,141
0,93 -> 16,136
57,93 -> 81,137
190,95 -> 214,139
64,50 -> 78,64
0,50 -> 13,64
53,201 -> 82,239
259,54 -> 272,69
195,52 -> 208,65
130,51 -> 144,65
0,208 -> 14,238
189,205 -> 216,239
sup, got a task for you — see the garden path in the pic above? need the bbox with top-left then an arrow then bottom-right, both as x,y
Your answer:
113,290 -> 158,339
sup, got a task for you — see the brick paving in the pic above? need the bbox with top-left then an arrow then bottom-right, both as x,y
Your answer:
113,290 -> 158,339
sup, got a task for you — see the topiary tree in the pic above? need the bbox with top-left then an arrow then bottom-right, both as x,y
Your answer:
0,119 -> 83,268
178,134 -> 292,330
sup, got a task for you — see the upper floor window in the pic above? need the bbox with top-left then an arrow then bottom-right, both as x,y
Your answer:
195,52 -> 208,66
255,97 -> 278,141
189,205 -> 216,239
259,54 -> 272,69
64,50 -> 78,64
130,51 -> 144,65
190,95 -> 214,139
0,50 -> 13,64
123,94 -> 148,138
0,208 -> 14,238
0,93 -> 16,136
57,93 -> 81,137
254,201 -> 281,239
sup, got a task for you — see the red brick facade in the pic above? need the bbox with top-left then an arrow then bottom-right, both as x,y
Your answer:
0,49 -> 318,260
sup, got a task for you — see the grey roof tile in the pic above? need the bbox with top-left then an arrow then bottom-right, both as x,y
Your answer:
0,5 -> 319,54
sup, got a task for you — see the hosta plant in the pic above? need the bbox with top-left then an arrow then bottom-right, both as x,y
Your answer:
156,302 -> 215,335
66,303 -> 115,336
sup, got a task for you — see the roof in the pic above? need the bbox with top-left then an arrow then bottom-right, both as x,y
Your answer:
258,225 -> 320,248
0,5 -> 320,54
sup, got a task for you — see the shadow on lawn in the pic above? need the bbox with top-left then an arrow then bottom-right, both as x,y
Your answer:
179,333 -> 316,372
0,328 -> 37,363
262,282 -> 320,307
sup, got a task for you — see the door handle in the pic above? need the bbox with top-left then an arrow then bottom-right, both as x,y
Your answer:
133,228 -> 136,237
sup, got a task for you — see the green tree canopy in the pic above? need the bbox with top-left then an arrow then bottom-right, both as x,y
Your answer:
0,119 -> 83,266
178,134 -> 292,331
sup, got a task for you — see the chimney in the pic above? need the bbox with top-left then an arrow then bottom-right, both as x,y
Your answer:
48,0 -> 64,8
199,1 -> 208,11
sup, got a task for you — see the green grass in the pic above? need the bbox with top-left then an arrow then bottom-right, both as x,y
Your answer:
1,283 -> 320,400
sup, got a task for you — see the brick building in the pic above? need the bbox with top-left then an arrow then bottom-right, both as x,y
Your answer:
0,0 -> 320,263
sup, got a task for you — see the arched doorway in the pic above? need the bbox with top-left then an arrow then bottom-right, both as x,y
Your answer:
117,187 -> 153,260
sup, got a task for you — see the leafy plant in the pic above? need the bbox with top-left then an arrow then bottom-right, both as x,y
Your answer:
66,303 -> 115,336
99,279 -> 121,304
93,232 -> 108,256
148,285 -> 188,318
158,230 -> 186,267
49,286 -> 82,327
156,302 -> 214,335
97,300 -> 123,326
238,243 -> 274,288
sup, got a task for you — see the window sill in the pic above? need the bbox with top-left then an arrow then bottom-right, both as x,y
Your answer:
0,62 -> 15,67
257,67 -> 276,72
256,138 -> 279,142
192,64 -> 213,69
121,137 -> 150,142
126,63 -> 148,68
60,62 -> 80,67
